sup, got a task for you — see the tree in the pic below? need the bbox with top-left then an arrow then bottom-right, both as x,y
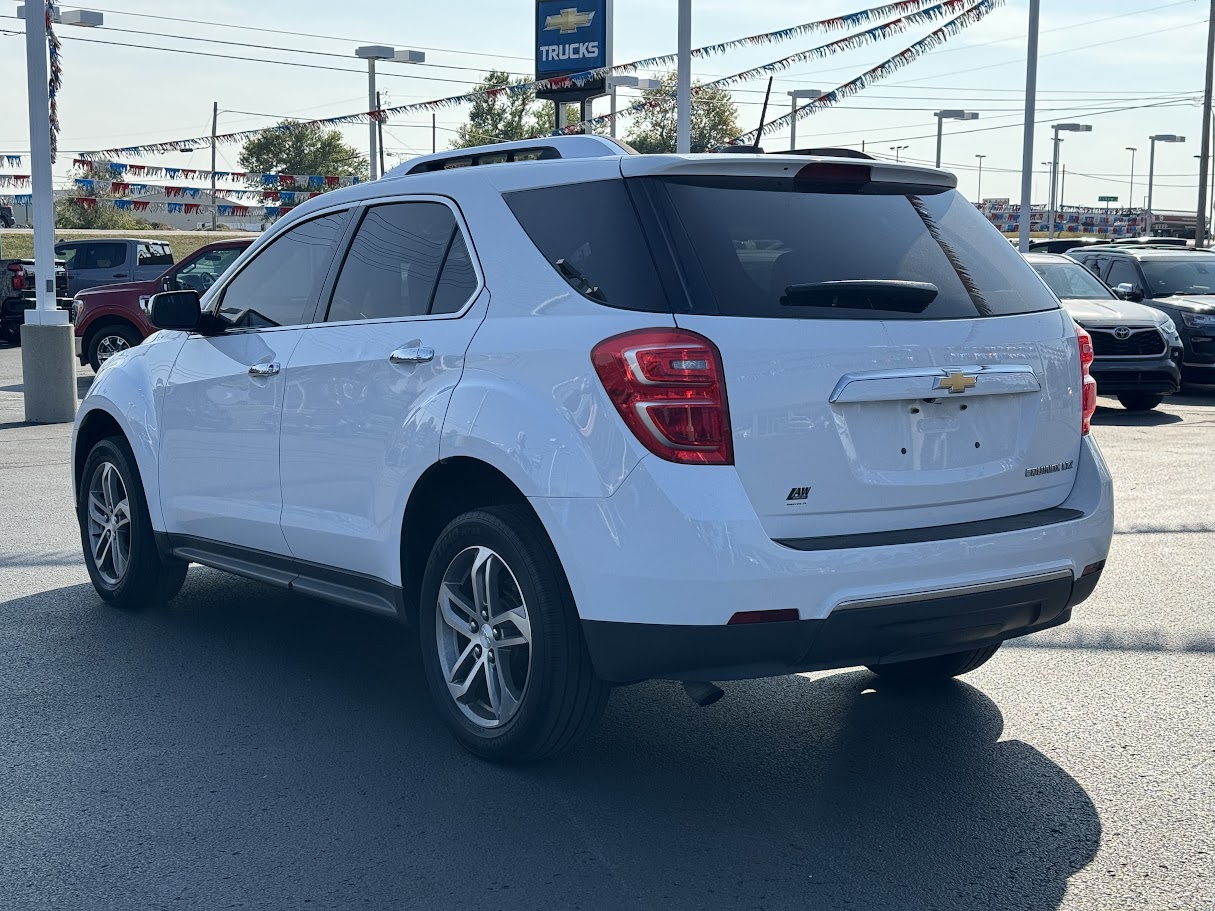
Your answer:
624,72 -> 741,154
238,121 -> 368,187
449,70 -> 568,149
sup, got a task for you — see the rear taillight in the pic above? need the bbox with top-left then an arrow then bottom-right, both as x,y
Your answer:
1075,322 -> 1097,436
8,263 -> 24,292
591,328 -> 733,465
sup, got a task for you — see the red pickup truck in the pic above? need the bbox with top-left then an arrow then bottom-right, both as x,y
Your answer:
72,238 -> 251,370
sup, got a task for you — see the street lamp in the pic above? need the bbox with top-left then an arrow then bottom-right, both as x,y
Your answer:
1125,147 -> 1137,213
1147,134 -> 1185,237
788,89 -> 824,152
975,154 -> 987,200
1047,123 -> 1091,238
355,45 -> 425,180
933,110 -> 978,168
890,145 -> 909,162
16,3 -> 104,423
608,76 -> 662,140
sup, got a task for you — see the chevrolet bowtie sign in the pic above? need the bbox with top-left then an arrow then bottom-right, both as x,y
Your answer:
535,0 -> 610,102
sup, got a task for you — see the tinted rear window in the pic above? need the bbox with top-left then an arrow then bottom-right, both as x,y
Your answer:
504,180 -> 669,312
657,181 -> 1060,320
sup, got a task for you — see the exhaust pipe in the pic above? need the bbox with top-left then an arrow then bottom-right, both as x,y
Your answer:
682,680 -> 724,707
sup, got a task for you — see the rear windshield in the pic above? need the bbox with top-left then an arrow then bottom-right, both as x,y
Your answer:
658,180 -> 1059,319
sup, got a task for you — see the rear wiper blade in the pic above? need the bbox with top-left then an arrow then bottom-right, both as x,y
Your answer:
555,258 -> 605,303
781,280 -> 939,313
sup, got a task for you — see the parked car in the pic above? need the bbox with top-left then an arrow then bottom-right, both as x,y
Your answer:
1027,238 -> 1105,254
72,239 -> 251,370
72,136 -> 1114,761
1025,252 -> 1182,410
1069,247 -> 1215,384
54,238 -> 174,292
0,257 -> 71,344
0,205 -> 14,229
1109,235 -> 1189,248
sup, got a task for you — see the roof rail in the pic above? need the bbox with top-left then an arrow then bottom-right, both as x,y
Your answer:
386,135 -> 633,178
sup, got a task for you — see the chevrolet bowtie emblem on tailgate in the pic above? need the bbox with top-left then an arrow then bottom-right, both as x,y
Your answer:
545,7 -> 595,33
935,371 -> 978,394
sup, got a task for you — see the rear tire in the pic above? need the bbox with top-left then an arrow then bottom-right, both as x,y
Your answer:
78,436 -> 188,609
1117,392 -> 1164,412
418,505 -> 609,763
87,323 -> 141,372
866,643 -> 1001,683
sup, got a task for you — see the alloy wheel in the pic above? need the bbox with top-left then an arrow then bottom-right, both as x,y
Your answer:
435,545 -> 533,728
95,334 -> 131,363
86,461 -> 131,586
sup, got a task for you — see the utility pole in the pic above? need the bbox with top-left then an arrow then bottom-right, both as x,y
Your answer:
1196,0 -> 1215,246
376,90 -> 386,177
432,113 -> 436,154
1018,0 -> 1040,253
676,0 -> 691,153
210,101 -> 218,232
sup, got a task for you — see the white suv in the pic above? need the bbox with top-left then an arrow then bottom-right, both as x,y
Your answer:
72,137 -> 1114,761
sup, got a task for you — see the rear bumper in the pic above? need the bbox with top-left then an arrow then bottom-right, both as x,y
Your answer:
1089,353 -> 1181,395
583,566 -> 1102,682
530,436 -> 1113,683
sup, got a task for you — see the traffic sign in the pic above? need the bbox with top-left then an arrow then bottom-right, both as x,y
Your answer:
1098,195 -> 1119,202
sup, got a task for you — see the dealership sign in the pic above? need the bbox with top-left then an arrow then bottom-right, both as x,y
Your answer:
536,0 -> 610,102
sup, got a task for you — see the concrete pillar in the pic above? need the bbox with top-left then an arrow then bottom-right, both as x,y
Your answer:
20,323 -> 78,423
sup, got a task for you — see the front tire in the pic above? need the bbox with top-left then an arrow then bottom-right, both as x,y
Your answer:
87,323 -> 141,372
78,436 -> 188,609
419,505 -> 609,763
866,643 -> 1001,683
1117,392 -> 1164,412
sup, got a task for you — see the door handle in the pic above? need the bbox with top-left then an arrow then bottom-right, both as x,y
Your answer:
113,273 -> 128,278
248,362 -> 281,377
389,346 -> 434,365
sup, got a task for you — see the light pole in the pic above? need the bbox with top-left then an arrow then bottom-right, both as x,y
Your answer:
788,89 -> 824,152
17,3 -> 103,424
355,45 -> 424,180
1048,123 -> 1091,238
1147,133 -> 1185,237
607,76 -> 662,140
1018,0 -> 1040,252
933,110 -> 978,168
975,153 -> 986,200
1125,147 -> 1137,214
889,145 -> 909,162
676,0 -> 691,153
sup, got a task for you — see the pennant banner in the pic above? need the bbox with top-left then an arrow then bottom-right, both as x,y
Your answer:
73,159 -> 361,189
731,0 -> 1003,145
0,175 -> 31,188
47,1 -> 62,163
556,0 -> 979,136
72,177 -> 326,203
3,155 -> 22,167
74,0 -> 963,160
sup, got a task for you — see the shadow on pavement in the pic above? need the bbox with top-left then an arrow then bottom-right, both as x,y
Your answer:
0,570 -> 1101,911
1091,404 -> 1182,427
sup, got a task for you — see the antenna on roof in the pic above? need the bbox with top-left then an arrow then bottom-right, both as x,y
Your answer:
753,77 -> 774,153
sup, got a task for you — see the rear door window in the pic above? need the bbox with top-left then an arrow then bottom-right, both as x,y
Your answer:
655,180 -> 1059,320
80,242 -> 127,270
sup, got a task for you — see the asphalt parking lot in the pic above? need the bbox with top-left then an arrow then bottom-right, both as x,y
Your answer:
0,343 -> 1211,911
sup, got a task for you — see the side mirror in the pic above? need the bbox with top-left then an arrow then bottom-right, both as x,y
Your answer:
149,290 -> 202,331
1114,283 -> 1144,303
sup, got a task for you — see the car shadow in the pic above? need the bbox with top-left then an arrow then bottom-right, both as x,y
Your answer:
1091,404 -> 1182,426
0,571 -> 1101,911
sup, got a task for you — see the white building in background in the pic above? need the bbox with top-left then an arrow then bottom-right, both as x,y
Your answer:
128,191 -> 258,232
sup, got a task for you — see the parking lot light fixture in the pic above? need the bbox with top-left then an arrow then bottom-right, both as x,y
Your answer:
609,76 -> 663,139
933,110 -> 979,168
1147,134 -> 1185,236
355,45 -> 425,180
1047,123 -> 1092,238
17,4 -> 105,422
975,153 -> 987,200
788,89 -> 824,152
890,145 -> 909,162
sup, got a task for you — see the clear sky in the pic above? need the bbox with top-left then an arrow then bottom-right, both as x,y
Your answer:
0,0 -> 1209,212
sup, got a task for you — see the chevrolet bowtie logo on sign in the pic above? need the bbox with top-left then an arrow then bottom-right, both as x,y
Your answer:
535,0 -> 608,82
545,7 -> 595,33
935,372 -> 978,394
